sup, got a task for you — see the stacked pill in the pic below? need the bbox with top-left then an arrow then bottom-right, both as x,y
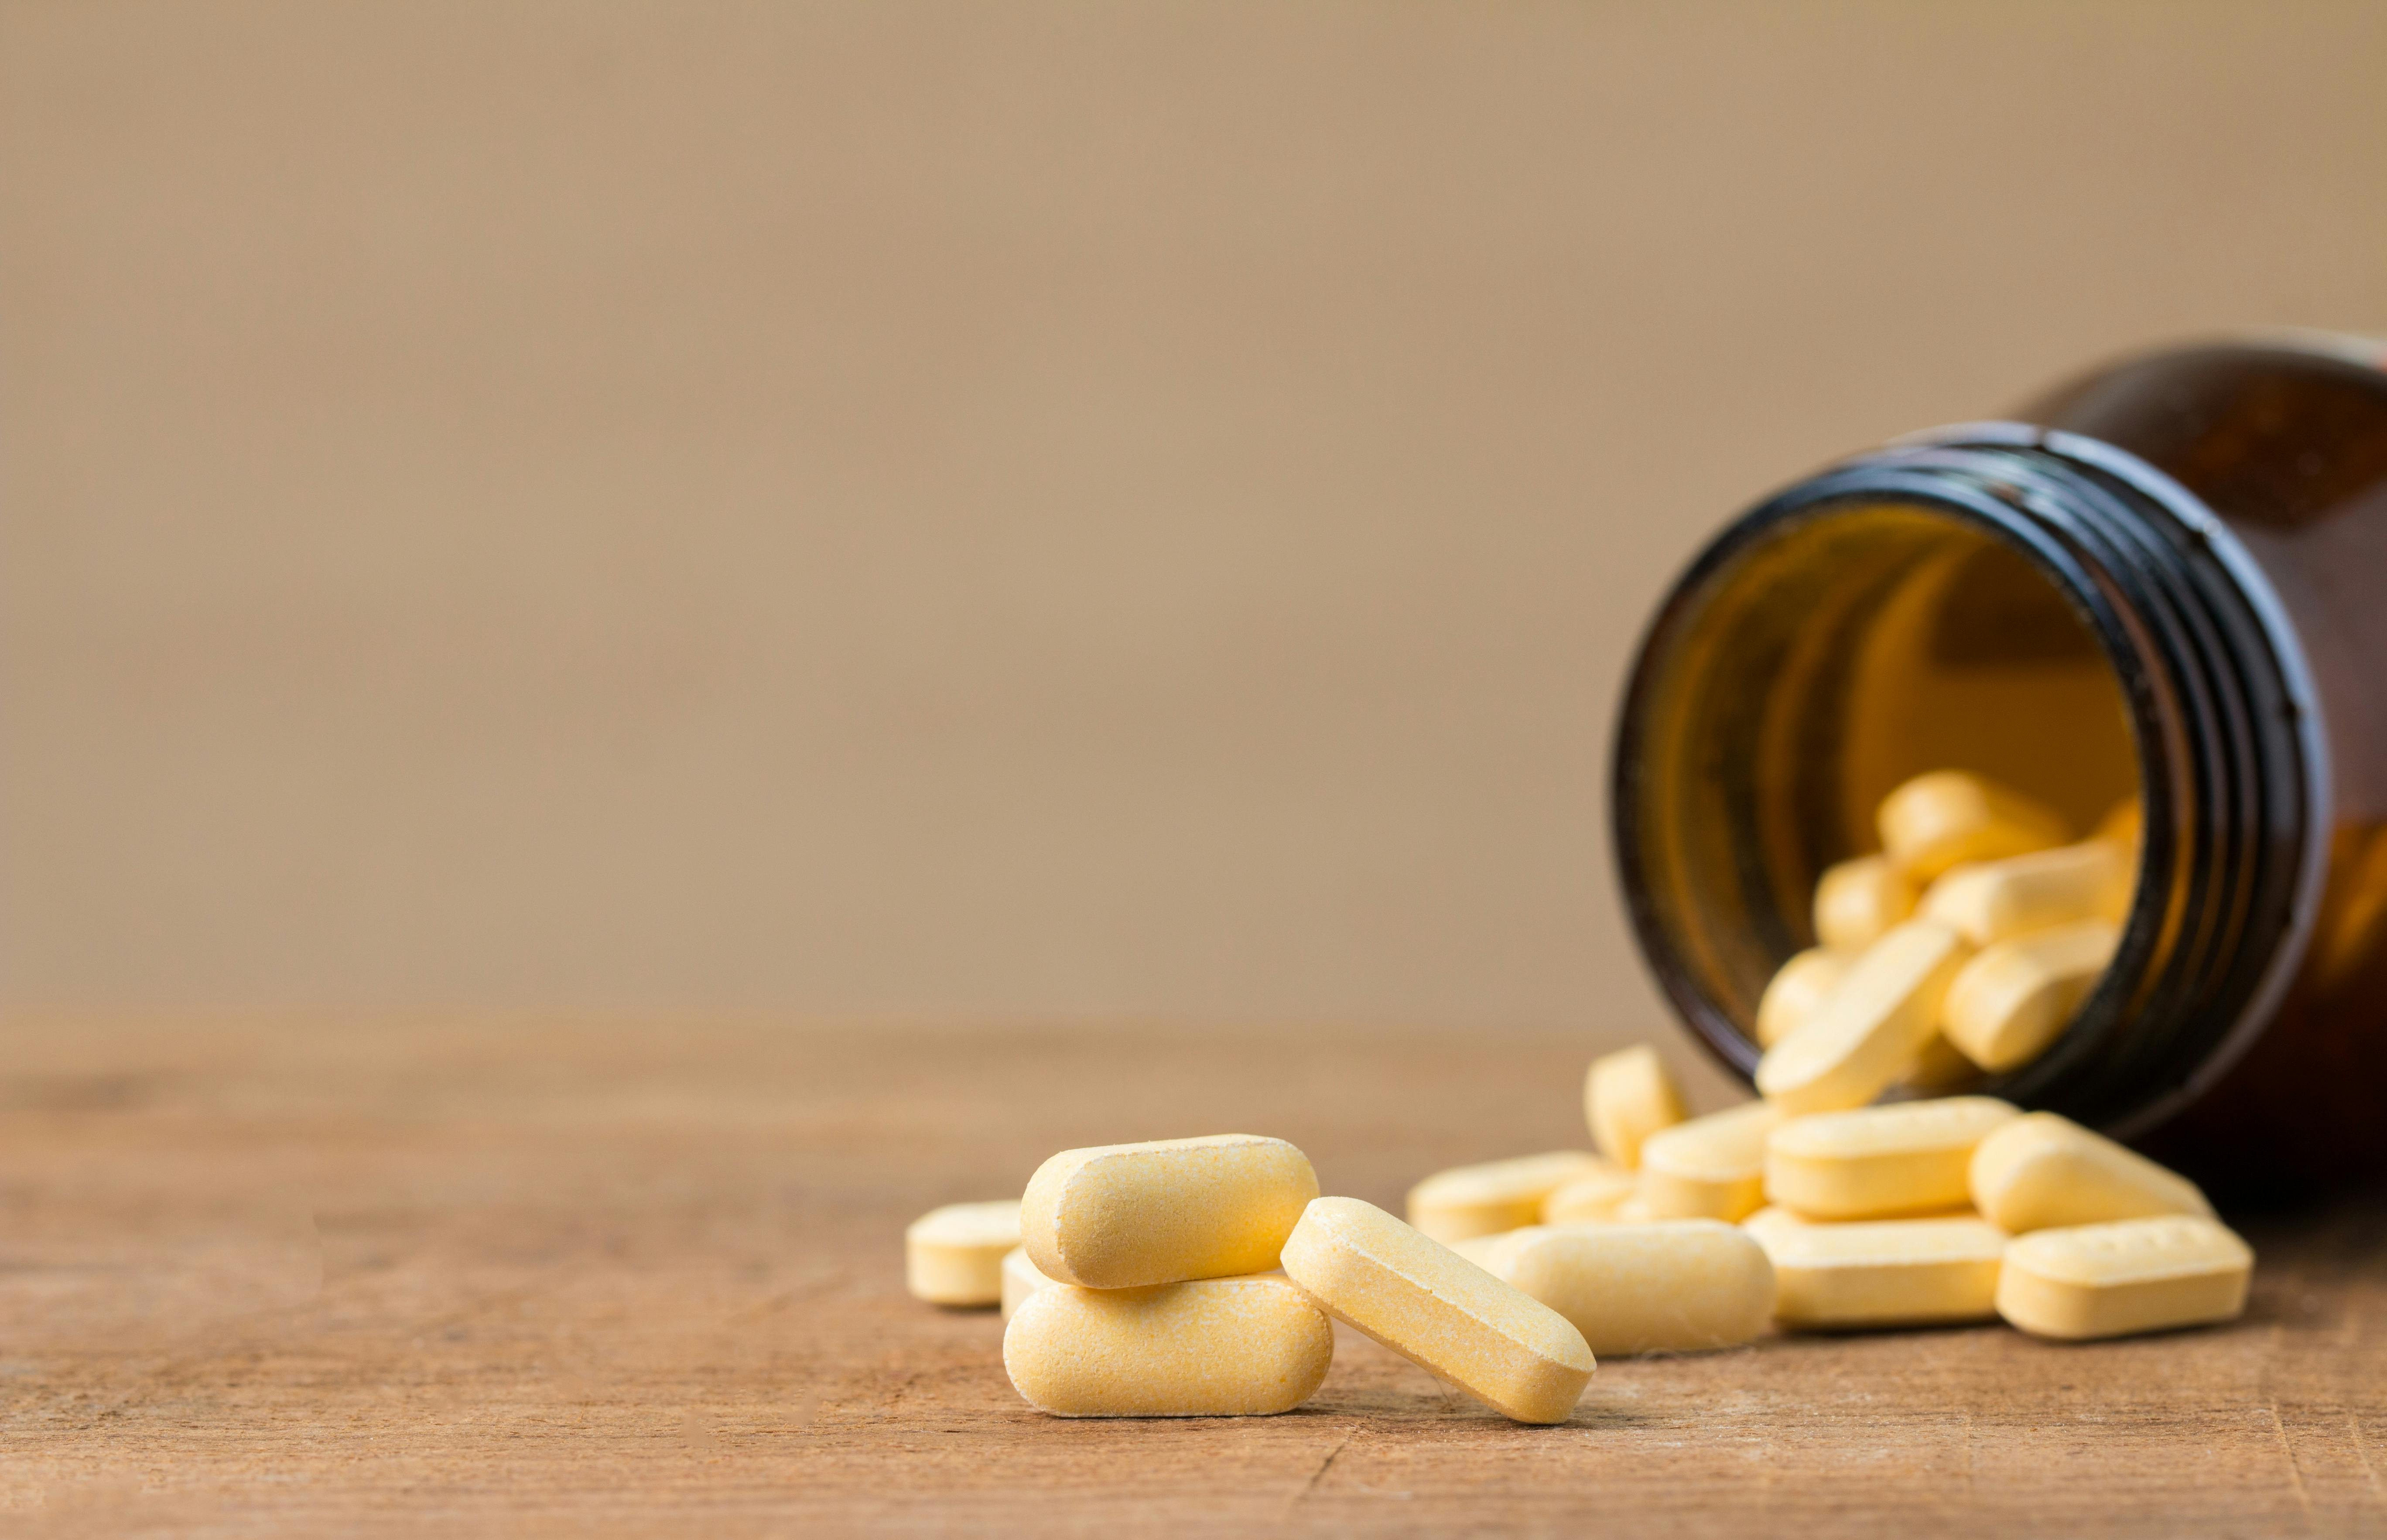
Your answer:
1755,768 -> 2137,1092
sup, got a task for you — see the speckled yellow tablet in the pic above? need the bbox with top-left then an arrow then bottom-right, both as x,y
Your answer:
1813,856 -> 1919,950
1637,1101 -> 1782,1222
1920,841 -> 2133,947
1279,1196 -> 1595,1424
1756,920 -> 1973,1114
1583,1045 -> 1688,1170
1541,1164 -> 1640,1225
1407,1151 -> 1609,1243
1968,1113 -> 2211,1233
1003,1273 -> 1334,1417
1765,1097 -> 2019,1220
1477,1220 -> 1774,1357
905,1199 -> 1022,1306
1756,947 -> 1854,1048
1000,1245 -> 1053,1320
1941,921 -> 2120,1072
1878,770 -> 2069,881
1763,1215 -> 2007,1328
1021,1134 -> 1318,1289
1997,1216 -> 2252,1341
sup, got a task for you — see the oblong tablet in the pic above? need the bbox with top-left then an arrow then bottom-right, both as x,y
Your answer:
905,1200 -> 1022,1306
1756,920 -> 1973,1115
1814,856 -> 1919,951
1279,1196 -> 1595,1424
1022,1134 -> 1319,1288
1765,1097 -> 2019,1220
1997,1216 -> 2253,1341
1968,1113 -> 2210,1233
1638,1101 -> 1782,1222
1941,921 -> 2120,1072
1408,1151 -> 1609,1243
1477,1221 -> 1774,1357
1920,840 -> 2133,947
1002,1273 -> 1334,1417
1878,770 -> 2069,881
1541,1164 -> 1640,1225
1756,947 -> 1854,1048
1762,1215 -> 2007,1328
1583,1045 -> 1689,1169
1000,1245 -> 1053,1321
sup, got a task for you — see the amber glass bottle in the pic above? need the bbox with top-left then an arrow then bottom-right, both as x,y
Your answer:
1611,335 -> 2387,1194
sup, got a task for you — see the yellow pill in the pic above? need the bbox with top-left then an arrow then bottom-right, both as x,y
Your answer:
1541,1164 -> 1640,1225
1813,856 -> 1919,950
1638,1101 -> 1782,1221
1613,1193 -> 1655,1223
999,1245 -> 1053,1321
1445,1230 -> 1513,1268
1583,1045 -> 1689,1169
2095,797 -> 2143,849
1762,1215 -> 2007,1328
1920,841 -> 2133,948
1940,920 -> 2120,1072
1477,1220 -> 1775,1357
1756,920 -> 1973,1115
1755,947 -> 1854,1048
1765,1097 -> 2019,1220
1003,1273 -> 1334,1417
1878,770 -> 2069,881
1280,1196 -> 1595,1424
905,1199 -> 1022,1306
1022,1134 -> 1319,1289
1997,1216 -> 2252,1341
1968,1112 -> 2211,1233
1408,1151 -> 1610,1243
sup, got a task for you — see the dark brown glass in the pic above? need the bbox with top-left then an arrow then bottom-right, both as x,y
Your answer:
1611,335 -> 2387,1195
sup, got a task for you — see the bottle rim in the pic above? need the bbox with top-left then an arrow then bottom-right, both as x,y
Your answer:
1610,425 -> 2327,1139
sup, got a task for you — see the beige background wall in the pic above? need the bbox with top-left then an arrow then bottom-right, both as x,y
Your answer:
3,2 -> 2383,1031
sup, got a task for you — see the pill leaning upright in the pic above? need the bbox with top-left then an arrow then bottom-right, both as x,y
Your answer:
1583,1045 -> 1688,1169
1757,921 -> 1973,1114
1281,1197 -> 1595,1424
1022,1135 -> 1319,1289
1003,1274 -> 1334,1416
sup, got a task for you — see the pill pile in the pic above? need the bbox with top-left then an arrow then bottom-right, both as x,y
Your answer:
900,766 -> 2253,1421
1760,768 -> 2136,1085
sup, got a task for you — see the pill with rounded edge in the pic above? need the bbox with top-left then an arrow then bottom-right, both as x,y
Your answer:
1997,1215 -> 2252,1341
1757,920 -> 1973,1114
905,1200 -> 1022,1306
1920,841 -> 2133,947
1763,1215 -> 2007,1328
1756,947 -> 1854,1048
1583,1045 -> 1688,1170
1022,1134 -> 1318,1288
1408,1151 -> 1609,1243
1879,770 -> 2068,881
1814,856 -> 1919,951
1280,1196 -> 1595,1424
1477,1220 -> 1775,1356
1765,1097 -> 2019,1220
1969,1112 -> 2210,1233
1941,921 -> 2120,1072
1000,1245 -> 1053,1320
1638,1101 -> 1782,1222
1003,1273 -> 1334,1417
1541,1164 -> 1640,1225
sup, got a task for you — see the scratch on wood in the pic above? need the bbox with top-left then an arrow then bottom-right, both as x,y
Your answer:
2351,1412 -> 2384,1509
1287,1426 -> 1358,1513
2269,1403 -> 2315,1517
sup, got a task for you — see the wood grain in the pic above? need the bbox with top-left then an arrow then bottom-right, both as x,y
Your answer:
3,1018 -> 2381,1536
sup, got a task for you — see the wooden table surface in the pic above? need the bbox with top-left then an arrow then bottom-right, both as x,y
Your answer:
3,1017 -> 2382,1537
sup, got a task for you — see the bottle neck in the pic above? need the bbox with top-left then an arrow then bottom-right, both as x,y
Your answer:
1611,431 -> 2322,1138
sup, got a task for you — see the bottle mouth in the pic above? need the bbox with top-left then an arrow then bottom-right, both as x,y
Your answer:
1611,426 -> 2323,1138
